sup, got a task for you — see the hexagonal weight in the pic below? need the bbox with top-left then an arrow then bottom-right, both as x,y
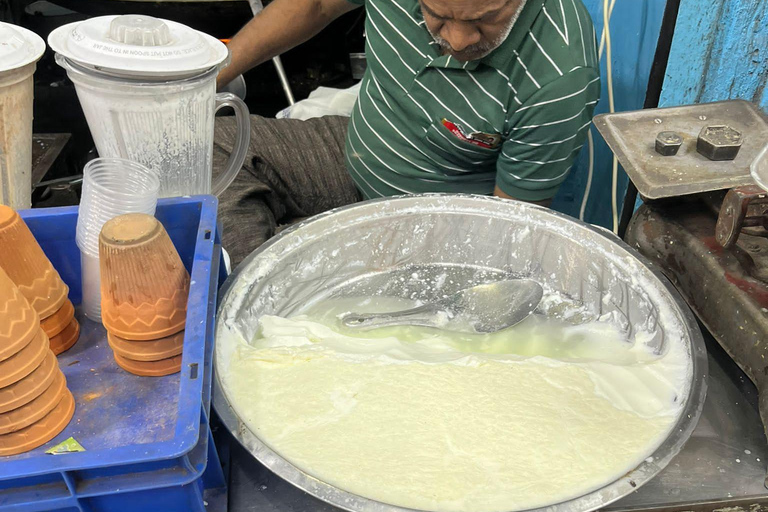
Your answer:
655,131 -> 683,156
697,125 -> 743,161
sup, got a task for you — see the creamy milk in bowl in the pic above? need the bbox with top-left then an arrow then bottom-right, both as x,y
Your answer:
214,194 -> 707,512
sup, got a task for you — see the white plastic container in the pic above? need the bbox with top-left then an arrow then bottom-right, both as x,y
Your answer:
77,158 -> 160,321
0,23 -> 45,210
48,15 -> 250,198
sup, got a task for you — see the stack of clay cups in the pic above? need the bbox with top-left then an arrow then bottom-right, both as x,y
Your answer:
0,266 -> 75,456
76,158 -> 160,322
0,205 -> 79,355
100,213 -> 189,377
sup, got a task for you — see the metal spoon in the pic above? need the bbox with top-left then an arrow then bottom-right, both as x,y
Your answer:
341,279 -> 544,333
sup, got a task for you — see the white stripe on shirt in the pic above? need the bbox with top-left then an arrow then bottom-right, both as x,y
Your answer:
512,50 -> 542,89
435,69 -> 497,130
414,78 -> 479,132
367,79 -> 475,174
506,120 -> 591,146
350,114 -> 418,193
507,165 -> 573,182
516,76 -> 600,112
366,44 -> 432,121
502,145 -> 582,165
511,101 -> 597,130
571,0 -> 588,66
529,31 -> 563,76
367,14 -> 415,74
368,0 -> 428,60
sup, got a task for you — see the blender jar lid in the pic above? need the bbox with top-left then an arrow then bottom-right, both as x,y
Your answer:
47,15 -> 228,79
0,22 -> 46,73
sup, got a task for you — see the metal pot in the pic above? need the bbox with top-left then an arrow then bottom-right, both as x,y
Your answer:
214,194 -> 708,512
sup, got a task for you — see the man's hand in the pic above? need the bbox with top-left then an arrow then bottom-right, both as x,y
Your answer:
493,186 -> 552,207
218,0 -> 360,89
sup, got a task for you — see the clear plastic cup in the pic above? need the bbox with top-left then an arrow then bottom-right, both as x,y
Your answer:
80,249 -> 102,321
76,158 -> 159,322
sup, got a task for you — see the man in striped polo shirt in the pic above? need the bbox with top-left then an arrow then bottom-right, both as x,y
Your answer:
216,0 -> 599,263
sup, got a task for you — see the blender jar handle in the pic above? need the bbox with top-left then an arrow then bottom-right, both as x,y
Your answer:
212,92 -> 251,197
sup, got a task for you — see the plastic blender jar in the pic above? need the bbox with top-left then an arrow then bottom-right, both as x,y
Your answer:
0,23 -> 45,210
48,15 -> 250,198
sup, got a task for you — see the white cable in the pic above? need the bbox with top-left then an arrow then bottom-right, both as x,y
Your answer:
603,0 -> 618,233
580,130 -> 595,220
579,0 -> 617,222
598,0 -> 617,58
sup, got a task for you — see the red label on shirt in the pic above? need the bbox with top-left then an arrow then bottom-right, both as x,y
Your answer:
441,119 -> 500,149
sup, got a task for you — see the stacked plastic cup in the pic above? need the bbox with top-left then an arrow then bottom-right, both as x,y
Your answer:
76,158 -> 160,322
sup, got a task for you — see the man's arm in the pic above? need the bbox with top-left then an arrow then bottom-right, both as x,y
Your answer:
493,186 -> 552,207
495,68 -> 600,205
218,0 -> 361,88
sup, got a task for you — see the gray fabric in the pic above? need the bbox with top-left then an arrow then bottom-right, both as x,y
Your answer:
214,115 -> 361,267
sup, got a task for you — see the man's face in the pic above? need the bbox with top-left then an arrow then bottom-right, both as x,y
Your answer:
420,0 -> 526,62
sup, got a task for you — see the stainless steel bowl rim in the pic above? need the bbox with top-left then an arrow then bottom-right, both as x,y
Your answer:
213,193 -> 708,512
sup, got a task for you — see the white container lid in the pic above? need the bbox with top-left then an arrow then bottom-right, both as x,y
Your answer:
0,22 -> 46,73
48,15 -> 228,79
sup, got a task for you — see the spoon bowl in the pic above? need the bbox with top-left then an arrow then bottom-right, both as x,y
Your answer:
341,279 -> 544,333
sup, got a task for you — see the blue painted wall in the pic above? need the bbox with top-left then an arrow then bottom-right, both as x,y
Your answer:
552,0 -> 666,227
659,0 -> 768,112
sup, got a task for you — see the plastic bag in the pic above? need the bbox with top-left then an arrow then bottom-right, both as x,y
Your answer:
276,82 -> 362,120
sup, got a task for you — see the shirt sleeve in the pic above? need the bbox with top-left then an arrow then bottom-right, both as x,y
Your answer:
346,0 -> 365,5
496,68 -> 600,201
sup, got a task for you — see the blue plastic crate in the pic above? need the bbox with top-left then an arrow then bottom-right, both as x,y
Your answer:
0,196 -> 226,512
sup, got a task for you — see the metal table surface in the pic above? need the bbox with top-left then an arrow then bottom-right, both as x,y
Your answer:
218,329 -> 768,512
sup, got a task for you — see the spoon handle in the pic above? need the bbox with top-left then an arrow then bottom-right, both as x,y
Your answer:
342,304 -> 441,330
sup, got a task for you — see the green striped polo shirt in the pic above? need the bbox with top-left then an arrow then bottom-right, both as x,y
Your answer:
344,0 -> 600,201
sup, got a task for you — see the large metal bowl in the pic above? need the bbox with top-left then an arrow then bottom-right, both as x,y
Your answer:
213,194 -> 708,512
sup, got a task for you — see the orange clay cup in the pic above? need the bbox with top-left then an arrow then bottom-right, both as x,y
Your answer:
0,206 -> 68,319
49,319 -> 80,356
108,330 -> 184,362
0,389 -> 75,456
113,352 -> 182,377
0,328 -> 48,388
100,214 -> 189,341
40,300 -> 75,339
0,267 -> 40,362
0,371 -> 66,435
0,351 -> 58,414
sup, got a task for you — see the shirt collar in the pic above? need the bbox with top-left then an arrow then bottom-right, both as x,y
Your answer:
481,0 -> 546,71
426,53 -> 480,70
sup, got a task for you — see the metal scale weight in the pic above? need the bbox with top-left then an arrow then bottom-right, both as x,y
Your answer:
595,99 -> 768,511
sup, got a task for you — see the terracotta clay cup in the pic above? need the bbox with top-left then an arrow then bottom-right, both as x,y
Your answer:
0,371 -> 66,435
49,319 -> 80,356
100,214 -> 189,341
113,352 -> 182,377
40,299 -> 75,339
0,205 -> 68,319
0,389 -> 75,456
108,330 -> 184,362
0,267 -> 40,362
0,351 -> 58,414
0,328 -> 49,389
